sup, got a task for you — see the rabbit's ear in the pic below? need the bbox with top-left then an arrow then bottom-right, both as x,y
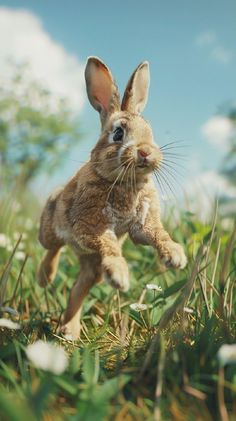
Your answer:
121,61 -> 150,114
85,57 -> 120,122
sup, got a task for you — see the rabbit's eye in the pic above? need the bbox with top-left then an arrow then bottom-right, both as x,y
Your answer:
113,127 -> 124,142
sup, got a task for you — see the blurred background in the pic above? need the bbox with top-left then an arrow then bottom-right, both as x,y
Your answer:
1,4 -> 236,419
0,0 -> 235,220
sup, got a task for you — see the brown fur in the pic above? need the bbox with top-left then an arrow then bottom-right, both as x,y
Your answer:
37,57 -> 187,339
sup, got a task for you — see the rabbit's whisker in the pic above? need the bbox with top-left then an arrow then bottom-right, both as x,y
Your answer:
63,157 -> 87,165
159,166 -> 184,193
119,158 -> 133,186
161,157 -> 186,170
106,157 -> 133,200
154,173 -> 165,197
154,169 -> 177,201
154,167 -> 168,193
160,148 -> 188,157
64,156 -> 120,166
106,167 -> 126,201
159,173 -> 177,201
93,157 -> 117,163
123,160 -> 132,194
109,157 -> 133,175
160,140 -> 188,150
160,143 -> 189,151
162,152 -> 187,160
153,171 -> 169,198
160,167 -> 182,198
119,165 -> 128,186
132,164 -> 137,195
125,160 -> 134,194
160,161 -> 184,179
130,163 -> 134,197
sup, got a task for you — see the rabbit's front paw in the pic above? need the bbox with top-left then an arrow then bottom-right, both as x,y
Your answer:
160,241 -> 187,269
103,256 -> 129,292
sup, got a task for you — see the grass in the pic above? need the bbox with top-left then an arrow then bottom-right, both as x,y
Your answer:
0,190 -> 236,421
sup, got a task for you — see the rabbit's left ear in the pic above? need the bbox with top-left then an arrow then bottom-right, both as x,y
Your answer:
121,61 -> 150,114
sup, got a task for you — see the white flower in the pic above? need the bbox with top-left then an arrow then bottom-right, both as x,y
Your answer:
217,344 -> 236,367
17,242 -> 25,251
14,251 -> 26,261
0,318 -> 21,330
145,284 -> 162,292
6,244 -> 13,252
183,307 -> 194,314
26,340 -> 68,374
25,218 -> 33,230
0,233 -> 10,248
13,232 -> 20,241
13,232 -> 27,241
130,303 -> 148,311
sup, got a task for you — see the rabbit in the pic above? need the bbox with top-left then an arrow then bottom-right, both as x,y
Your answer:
37,57 -> 187,340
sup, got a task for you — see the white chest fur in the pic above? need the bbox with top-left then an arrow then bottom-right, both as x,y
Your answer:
102,202 -> 135,228
139,198 -> 150,225
102,196 -> 150,236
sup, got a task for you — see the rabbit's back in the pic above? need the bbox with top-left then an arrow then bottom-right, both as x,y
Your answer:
39,186 -> 65,249
39,163 -> 115,251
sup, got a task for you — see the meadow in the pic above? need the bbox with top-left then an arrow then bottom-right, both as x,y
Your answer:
0,186 -> 235,421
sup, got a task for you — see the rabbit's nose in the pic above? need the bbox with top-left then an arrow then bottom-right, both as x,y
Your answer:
138,149 -> 150,158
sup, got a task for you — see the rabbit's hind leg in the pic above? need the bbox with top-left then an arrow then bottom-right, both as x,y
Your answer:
61,254 -> 102,340
37,247 -> 62,287
38,188 -> 65,287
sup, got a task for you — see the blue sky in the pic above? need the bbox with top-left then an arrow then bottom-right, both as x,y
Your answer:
2,0 -> 236,203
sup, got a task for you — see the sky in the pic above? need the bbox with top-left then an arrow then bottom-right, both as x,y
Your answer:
1,0 -> 236,214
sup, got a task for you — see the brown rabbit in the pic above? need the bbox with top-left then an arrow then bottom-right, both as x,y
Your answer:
38,57 -> 187,339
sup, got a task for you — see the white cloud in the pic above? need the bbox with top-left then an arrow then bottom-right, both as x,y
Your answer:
201,116 -> 234,150
195,30 -> 234,64
211,46 -> 233,64
195,30 -> 216,46
0,7 -> 85,111
184,170 -> 236,220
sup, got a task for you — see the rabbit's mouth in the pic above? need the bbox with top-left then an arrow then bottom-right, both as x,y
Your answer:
136,156 -> 161,172
135,163 -> 157,177
137,160 -> 150,168
137,164 -> 150,170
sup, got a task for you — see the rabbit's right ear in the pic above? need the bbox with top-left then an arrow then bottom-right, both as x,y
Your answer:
85,57 -> 120,123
